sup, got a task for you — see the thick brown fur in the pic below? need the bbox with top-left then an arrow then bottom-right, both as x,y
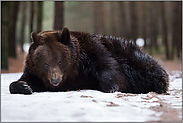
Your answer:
9,28 -> 169,94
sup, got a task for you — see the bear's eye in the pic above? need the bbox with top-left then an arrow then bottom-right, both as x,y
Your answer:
45,63 -> 49,67
58,61 -> 61,65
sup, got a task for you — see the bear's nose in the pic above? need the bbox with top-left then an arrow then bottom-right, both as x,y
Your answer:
51,78 -> 60,86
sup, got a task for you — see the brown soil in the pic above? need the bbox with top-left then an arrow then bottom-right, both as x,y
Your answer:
159,60 -> 182,72
1,46 -> 27,73
149,104 -> 182,122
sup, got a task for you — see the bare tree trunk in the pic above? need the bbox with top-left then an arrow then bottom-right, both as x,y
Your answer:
109,2 -> 116,36
94,2 -> 99,34
1,2 -> 9,70
54,1 -> 64,30
141,2 -> 147,49
145,2 -> 153,54
160,2 -> 169,59
30,1 -> 34,42
37,1 -> 43,33
129,1 -> 138,42
8,2 -> 19,57
20,2 -> 27,53
94,2 -> 105,35
151,2 -> 159,51
99,2 -> 105,35
172,1 -> 182,59
118,1 -> 127,38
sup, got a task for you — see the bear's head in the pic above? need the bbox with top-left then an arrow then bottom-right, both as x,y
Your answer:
26,28 -> 79,88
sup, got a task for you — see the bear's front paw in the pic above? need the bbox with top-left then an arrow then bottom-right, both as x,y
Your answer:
102,85 -> 119,93
9,81 -> 33,94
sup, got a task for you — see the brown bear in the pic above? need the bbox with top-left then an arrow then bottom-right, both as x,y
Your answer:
9,28 -> 169,94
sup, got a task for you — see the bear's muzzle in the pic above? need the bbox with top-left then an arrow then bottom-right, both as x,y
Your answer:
51,78 -> 60,86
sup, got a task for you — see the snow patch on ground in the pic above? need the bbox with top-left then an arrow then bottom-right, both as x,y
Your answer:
1,71 -> 182,122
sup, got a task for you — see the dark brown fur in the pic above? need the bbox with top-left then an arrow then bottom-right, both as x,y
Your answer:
9,28 -> 169,94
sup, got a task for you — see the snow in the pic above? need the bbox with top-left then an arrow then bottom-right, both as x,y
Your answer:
1,71 -> 182,122
136,38 -> 145,47
23,43 -> 30,53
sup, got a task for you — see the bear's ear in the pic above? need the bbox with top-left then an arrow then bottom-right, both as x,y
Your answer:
31,32 -> 40,44
58,28 -> 70,45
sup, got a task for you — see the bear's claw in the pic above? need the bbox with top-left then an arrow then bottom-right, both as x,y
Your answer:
103,85 -> 119,93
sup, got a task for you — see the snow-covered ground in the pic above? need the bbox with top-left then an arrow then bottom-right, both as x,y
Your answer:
1,71 -> 182,122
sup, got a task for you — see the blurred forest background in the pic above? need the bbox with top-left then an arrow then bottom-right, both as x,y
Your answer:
1,1 -> 182,72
